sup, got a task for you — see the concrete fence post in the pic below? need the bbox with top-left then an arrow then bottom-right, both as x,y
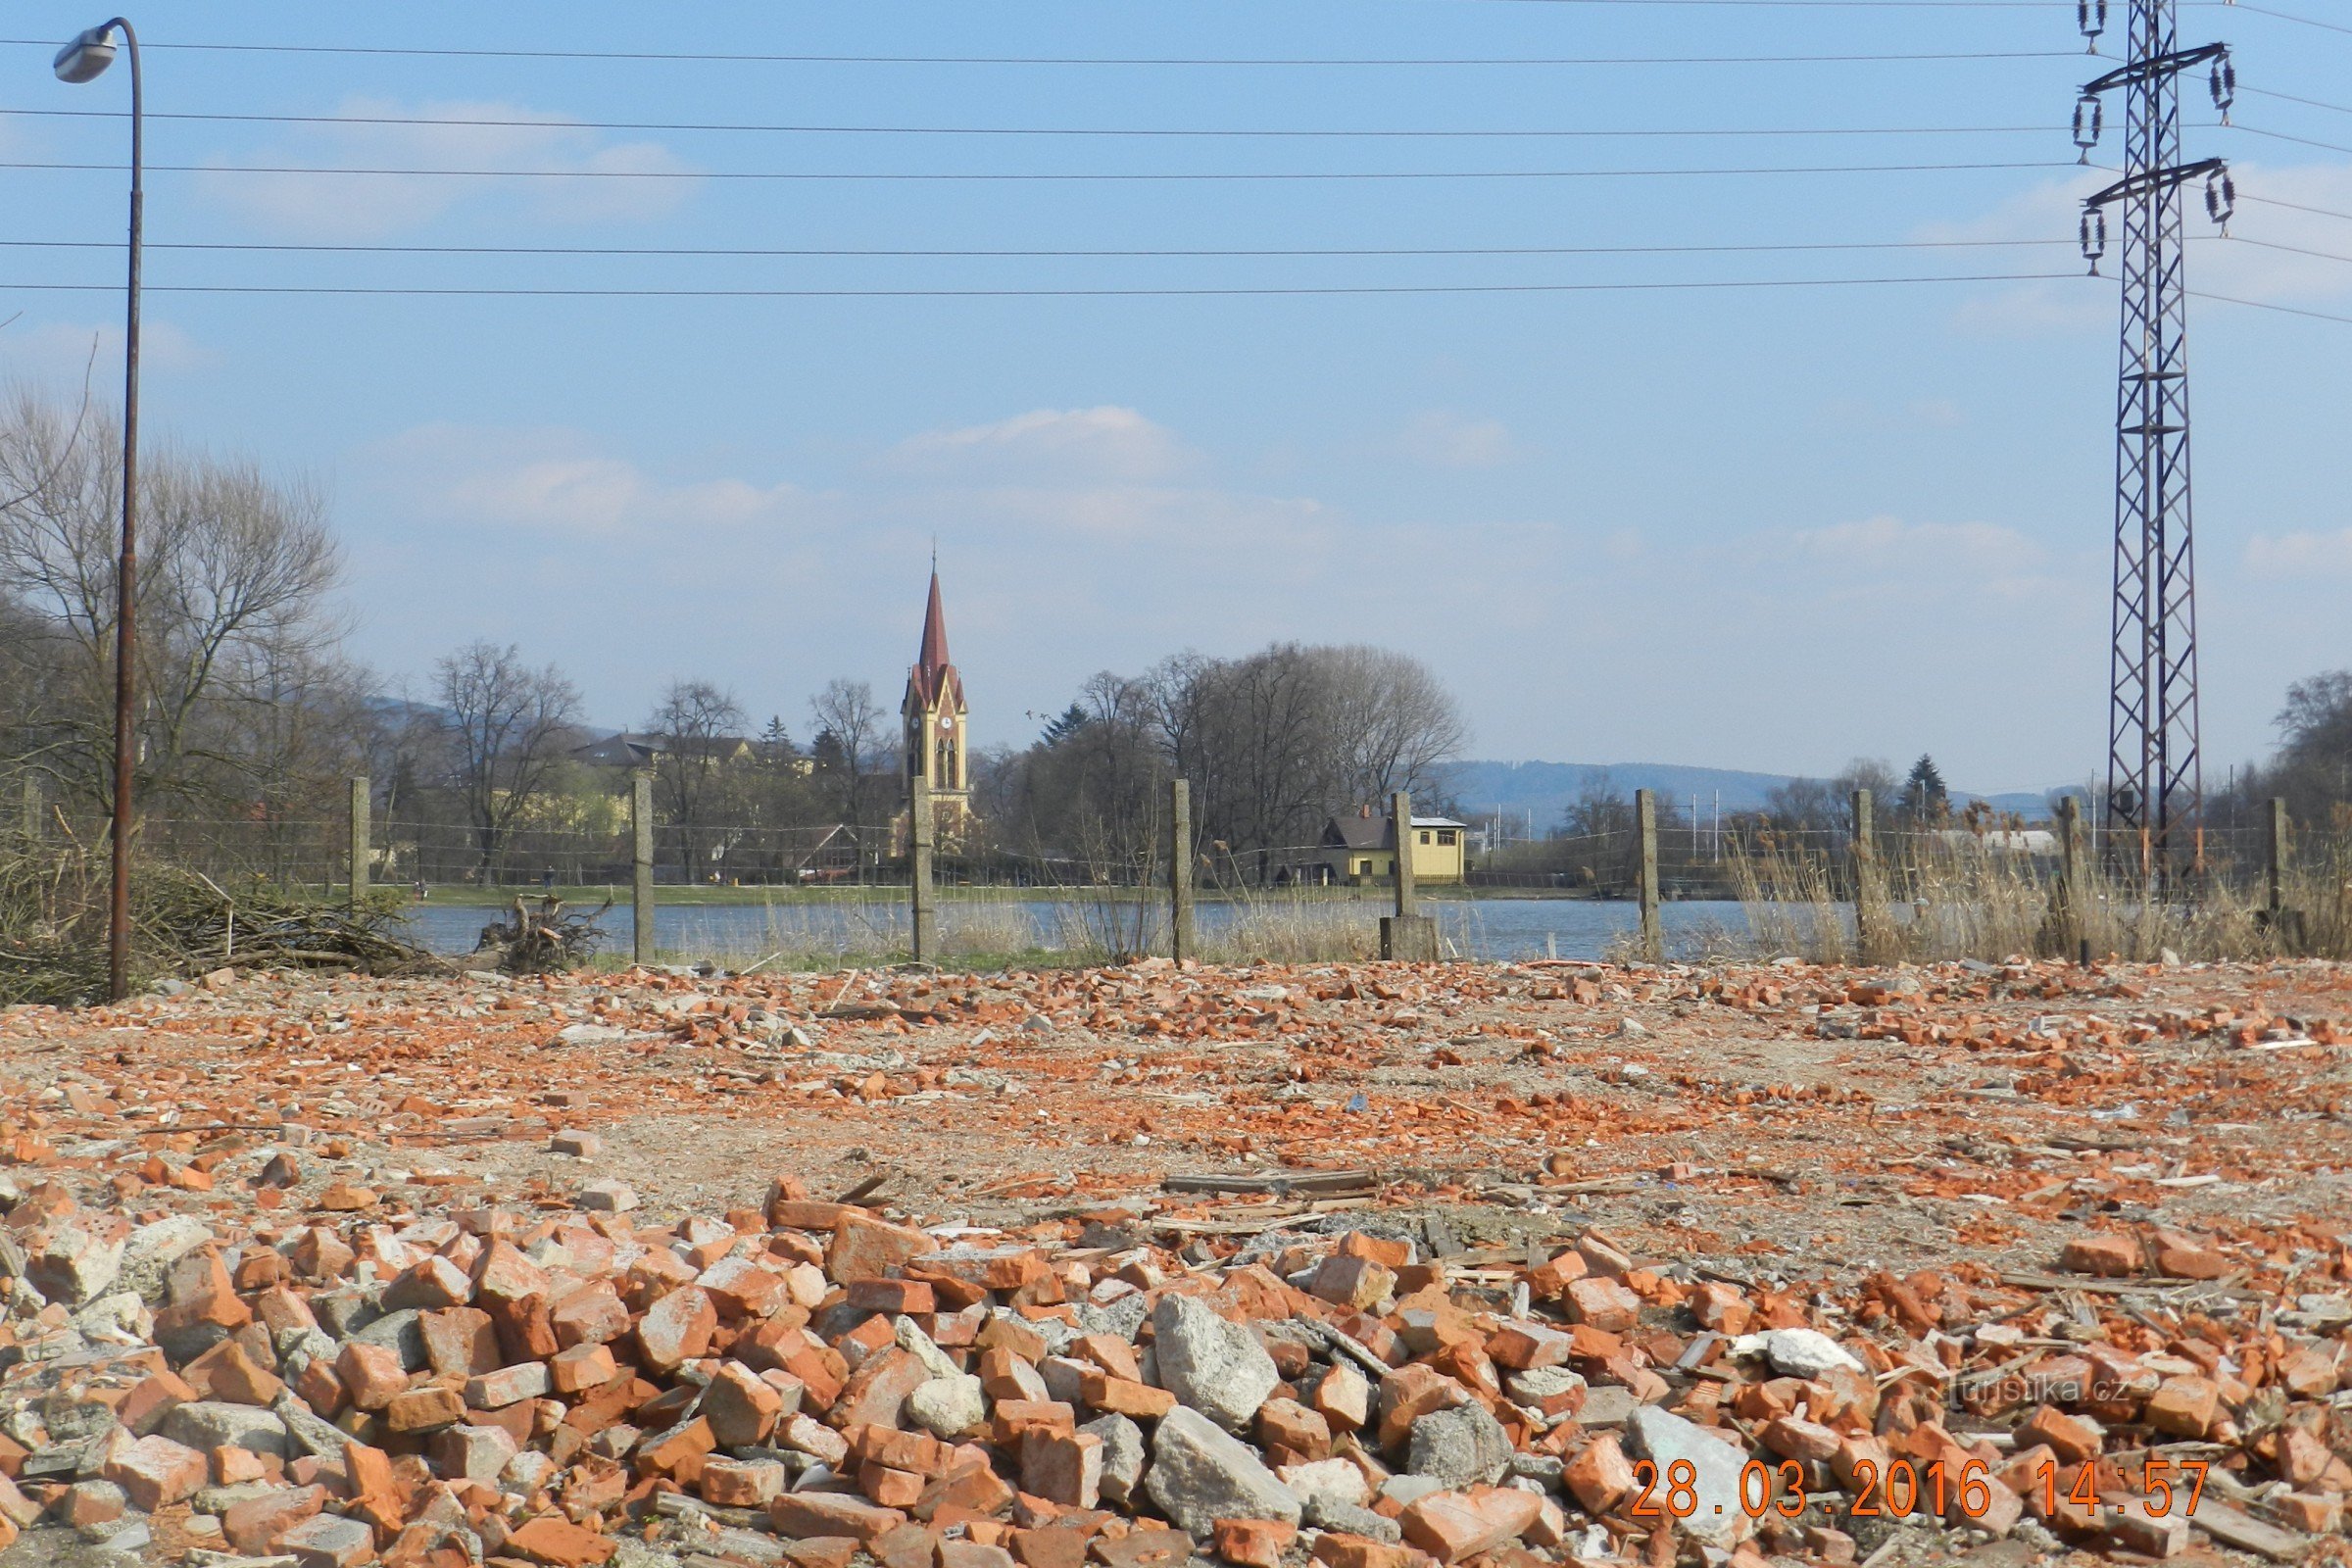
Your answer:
2267,798 -> 2288,914
631,770 -> 655,965
910,773 -> 936,964
1380,788 -> 1440,960
2052,795 -> 2085,957
20,771 -> 39,840
1635,788 -> 1662,962
348,776 -> 370,907
1851,788 -> 1883,962
1169,777 -> 1194,964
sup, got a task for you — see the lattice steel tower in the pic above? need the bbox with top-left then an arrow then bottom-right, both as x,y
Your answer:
2073,0 -> 2232,886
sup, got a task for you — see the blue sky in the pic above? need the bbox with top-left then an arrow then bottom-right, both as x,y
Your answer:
3,1 -> 2348,793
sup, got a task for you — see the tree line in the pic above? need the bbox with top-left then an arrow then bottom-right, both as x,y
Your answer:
2,389 -> 1470,887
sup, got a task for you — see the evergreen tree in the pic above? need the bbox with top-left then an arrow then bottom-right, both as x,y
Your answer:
1901,754 -> 1950,823
1039,703 -> 1089,747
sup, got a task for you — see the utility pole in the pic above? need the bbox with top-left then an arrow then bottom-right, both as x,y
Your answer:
2074,0 -> 2233,892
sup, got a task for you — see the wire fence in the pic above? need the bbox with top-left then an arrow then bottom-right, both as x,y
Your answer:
12,774 -> 2343,969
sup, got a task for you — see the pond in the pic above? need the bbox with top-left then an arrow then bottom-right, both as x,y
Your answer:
395,895 -> 1760,965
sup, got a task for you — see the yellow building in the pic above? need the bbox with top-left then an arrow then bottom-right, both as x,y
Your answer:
900,568 -> 973,842
1317,805 -> 1469,885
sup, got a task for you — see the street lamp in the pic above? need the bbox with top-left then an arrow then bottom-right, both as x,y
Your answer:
54,18 -> 142,1002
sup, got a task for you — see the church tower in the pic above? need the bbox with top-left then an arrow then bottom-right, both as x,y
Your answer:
902,567 -> 972,833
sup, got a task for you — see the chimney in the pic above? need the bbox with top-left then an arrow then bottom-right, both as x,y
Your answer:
1358,804 -> 1373,818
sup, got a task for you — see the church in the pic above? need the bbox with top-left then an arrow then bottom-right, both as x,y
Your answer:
899,567 -> 974,847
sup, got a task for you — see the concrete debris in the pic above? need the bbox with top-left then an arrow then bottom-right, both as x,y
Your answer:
0,956 -> 2344,1568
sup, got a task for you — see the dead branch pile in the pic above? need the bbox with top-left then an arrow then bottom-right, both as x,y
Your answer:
0,839 -> 442,1006
474,893 -> 611,973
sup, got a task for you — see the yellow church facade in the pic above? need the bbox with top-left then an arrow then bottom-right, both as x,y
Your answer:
896,569 -> 974,851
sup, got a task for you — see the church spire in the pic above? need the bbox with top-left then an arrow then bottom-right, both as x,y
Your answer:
916,567 -> 951,683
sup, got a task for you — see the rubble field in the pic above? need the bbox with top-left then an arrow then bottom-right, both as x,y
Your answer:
1,956 -> 2348,1568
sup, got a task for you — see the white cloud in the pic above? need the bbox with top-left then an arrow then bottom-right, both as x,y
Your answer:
1782,514 -> 2059,602
0,318 -> 211,383
1791,514 -> 2036,564
1926,159 -> 2352,335
890,406 -> 1187,482
1398,411 -> 1520,468
2247,529 -> 2352,575
197,96 -> 701,239
362,423 -> 808,534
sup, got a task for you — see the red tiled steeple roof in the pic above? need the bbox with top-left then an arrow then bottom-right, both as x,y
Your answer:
918,568 -> 950,676
908,568 -> 962,710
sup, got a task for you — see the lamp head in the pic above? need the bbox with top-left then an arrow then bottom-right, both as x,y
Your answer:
54,25 -> 120,84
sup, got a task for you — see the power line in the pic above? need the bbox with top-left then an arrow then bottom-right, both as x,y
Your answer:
0,37 -> 2084,68
0,157 -> 2078,183
2239,85 -> 2352,120
2227,122 -> 2352,158
0,236 -> 2080,260
2239,192 -> 2352,225
2226,233 -> 2352,269
2216,3 -> 2352,37
2191,289 -> 2352,324
0,106 -> 2071,141
0,270 -> 2083,299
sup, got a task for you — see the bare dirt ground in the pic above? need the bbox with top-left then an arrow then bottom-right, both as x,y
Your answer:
7,955 -> 2347,1302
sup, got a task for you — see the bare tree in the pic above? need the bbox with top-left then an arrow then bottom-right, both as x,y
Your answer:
0,388 -> 348,825
809,677 -> 887,876
1325,645 -> 1468,806
646,679 -> 747,882
1141,642 -> 1467,881
987,671 -> 1167,876
434,641 -> 582,881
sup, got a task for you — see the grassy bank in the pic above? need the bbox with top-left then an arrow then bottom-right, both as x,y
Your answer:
1732,835 -> 2351,964
406,881 -> 1627,908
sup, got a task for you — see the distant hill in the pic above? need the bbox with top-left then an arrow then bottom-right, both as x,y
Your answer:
1446,760 -> 2057,831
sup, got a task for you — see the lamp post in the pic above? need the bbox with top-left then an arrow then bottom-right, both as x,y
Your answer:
54,19 -> 142,1002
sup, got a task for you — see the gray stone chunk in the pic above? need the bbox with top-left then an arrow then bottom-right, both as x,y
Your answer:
191,1482 -> 286,1516
80,1514 -> 152,1553
275,1512 -> 376,1567
17,1439 -> 99,1482
1078,1413 -> 1145,1509
1735,1327 -> 1865,1379
1507,1452 -> 1565,1483
1303,1497 -> 1401,1544
1626,1405 -> 1752,1551
1378,1475 -> 1446,1510
118,1216 -> 216,1304
1074,1294 -> 1150,1344
1150,1295 -> 1278,1434
26,1215 -> 124,1305
347,1306 -> 426,1371
1406,1401 -> 1513,1487
1144,1405 -> 1301,1540
1575,1386 -> 1640,1429
162,1401 -> 289,1458
310,1290 -> 379,1339
906,1375 -> 987,1440
271,1392 -> 352,1458
1503,1366 -> 1585,1405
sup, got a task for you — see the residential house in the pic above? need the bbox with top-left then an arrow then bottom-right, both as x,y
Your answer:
1316,804 -> 1470,885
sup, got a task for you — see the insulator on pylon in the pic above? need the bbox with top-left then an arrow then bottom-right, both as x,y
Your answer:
2081,208 -> 2108,273
2074,95 -> 2104,160
2206,169 -> 2235,227
2079,0 -> 2106,46
2210,58 -> 2235,122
